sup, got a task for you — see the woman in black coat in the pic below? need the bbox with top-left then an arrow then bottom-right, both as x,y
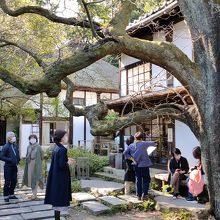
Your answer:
44,130 -> 75,220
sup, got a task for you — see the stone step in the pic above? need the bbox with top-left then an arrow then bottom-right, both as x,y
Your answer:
30,204 -> 52,212
99,196 -> 127,208
0,207 -> 32,216
0,214 -> 23,220
94,172 -> 124,184
82,201 -> 111,215
80,179 -> 124,196
21,210 -> 55,220
72,192 -> 96,205
117,195 -> 142,207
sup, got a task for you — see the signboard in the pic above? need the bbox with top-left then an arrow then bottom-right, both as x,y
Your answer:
167,128 -> 173,143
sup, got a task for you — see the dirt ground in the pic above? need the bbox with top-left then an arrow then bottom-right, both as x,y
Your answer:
68,207 -> 164,220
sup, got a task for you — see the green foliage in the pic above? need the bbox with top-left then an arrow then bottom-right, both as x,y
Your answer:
71,180 -> 82,193
110,203 -> 128,213
150,180 -> 160,191
104,55 -> 119,68
162,184 -> 174,194
18,158 -> 26,169
68,147 -> 109,175
104,110 -> 119,121
44,146 -> 54,161
138,198 -> 156,211
162,209 -> 190,220
107,191 -> 123,197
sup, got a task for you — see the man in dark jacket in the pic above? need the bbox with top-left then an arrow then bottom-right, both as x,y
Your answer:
1,132 -> 20,202
168,148 -> 189,199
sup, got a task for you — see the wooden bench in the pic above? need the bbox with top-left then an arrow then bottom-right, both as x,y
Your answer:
154,173 -> 187,187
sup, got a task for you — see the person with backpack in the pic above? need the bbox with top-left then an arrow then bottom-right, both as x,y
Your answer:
186,146 -> 205,202
1,132 -> 20,203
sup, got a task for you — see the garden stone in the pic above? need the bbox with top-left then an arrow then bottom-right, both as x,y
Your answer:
82,201 -> 111,215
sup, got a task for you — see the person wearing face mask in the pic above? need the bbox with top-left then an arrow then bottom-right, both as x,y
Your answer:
22,134 -> 44,200
167,148 -> 189,199
44,130 -> 75,220
1,132 -> 20,203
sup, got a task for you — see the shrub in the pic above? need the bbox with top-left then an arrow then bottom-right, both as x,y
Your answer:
71,180 -> 81,193
138,198 -> 156,212
68,147 -> 109,175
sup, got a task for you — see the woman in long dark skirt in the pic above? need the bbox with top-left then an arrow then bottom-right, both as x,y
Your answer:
123,136 -> 135,195
44,130 -> 75,220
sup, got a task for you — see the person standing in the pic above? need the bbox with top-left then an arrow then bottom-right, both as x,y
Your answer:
22,134 -> 44,200
1,132 -> 20,202
167,148 -> 189,199
124,132 -> 156,201
123,136 -> 135,195
44,130 -> 75,220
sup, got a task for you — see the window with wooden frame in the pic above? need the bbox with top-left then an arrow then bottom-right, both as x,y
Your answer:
122,62 -> 151,95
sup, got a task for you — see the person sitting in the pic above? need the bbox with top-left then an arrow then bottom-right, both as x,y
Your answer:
123,132 -> 156,201
167,148 -> 189,199
123,136 -> 135,195
186,146 -> 205,202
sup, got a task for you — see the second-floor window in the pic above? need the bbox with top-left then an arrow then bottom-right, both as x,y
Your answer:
121,62 -> 151,96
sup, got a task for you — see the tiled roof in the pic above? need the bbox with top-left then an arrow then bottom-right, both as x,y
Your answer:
126,0 -> 178,32
69,59 -> 119,92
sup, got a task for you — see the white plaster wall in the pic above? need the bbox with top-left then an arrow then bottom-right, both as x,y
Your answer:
152,31 -> 167,90
72,116 -> 85,147
120,53 -> 140,68
120,69 -> 127,96
86,119 -> 93,151
175,120 -> 199,167
20,124 -> 33,158
112,93 -> 120,100
101,93 -> 111,100
173,21 -> 192,87
86,92 -> 97,106
73,91 -> 85,98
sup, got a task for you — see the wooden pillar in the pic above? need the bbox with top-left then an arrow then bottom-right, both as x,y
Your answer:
39,93 -> 43,145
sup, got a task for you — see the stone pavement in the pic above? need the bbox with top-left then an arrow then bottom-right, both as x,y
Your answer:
0,188 -> 69,220
0,162 -> 68,219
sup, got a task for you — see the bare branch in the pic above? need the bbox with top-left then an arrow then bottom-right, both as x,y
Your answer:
81,0 -> 100,39
0,0 -> 102,35
0,39 -> 47,69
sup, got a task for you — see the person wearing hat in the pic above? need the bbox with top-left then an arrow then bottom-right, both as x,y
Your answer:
44,130 -> 75,220
22,134 -> 44,200
1,131 -> 20,202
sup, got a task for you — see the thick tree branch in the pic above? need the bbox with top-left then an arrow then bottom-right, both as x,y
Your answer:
63,77 -> 86,116
107,0 -> 136,36
0,39 -> 46,69
0,0 -> 102,35
88,106 -> 186,136
0,39 -> 119,97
